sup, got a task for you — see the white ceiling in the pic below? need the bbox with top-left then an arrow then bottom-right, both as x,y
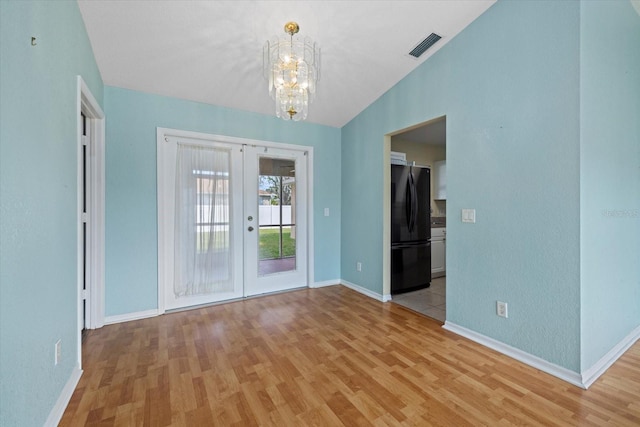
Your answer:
78,0 -> 495,128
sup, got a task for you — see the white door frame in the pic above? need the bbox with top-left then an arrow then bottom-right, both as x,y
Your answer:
76,76 -> 106,367
156,127 -> 314,314
243,145 -> 308,296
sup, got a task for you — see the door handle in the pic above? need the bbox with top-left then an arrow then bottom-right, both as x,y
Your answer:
248,226 -> 254,232
247,216 -> 253,221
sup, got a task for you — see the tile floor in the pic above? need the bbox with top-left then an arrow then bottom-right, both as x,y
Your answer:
391,276 -> 446,322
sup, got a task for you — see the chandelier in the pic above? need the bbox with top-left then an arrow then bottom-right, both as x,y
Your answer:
263,22 -> 320,121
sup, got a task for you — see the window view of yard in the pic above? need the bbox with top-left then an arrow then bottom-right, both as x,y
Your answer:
191,160 -> 298,277
258,160 -> 296,277
259,226 -> 295,260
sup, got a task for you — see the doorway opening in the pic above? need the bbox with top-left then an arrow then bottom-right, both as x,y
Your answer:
76,76 -> 106,366
387,115 -> 447,322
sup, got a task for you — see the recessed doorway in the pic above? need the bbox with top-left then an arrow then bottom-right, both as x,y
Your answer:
389,116 -> 447,322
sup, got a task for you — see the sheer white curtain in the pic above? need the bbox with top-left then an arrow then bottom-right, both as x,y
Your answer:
174,143 -> 233,297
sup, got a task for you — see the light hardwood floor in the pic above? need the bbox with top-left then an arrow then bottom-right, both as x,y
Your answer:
61,285 -> 640,426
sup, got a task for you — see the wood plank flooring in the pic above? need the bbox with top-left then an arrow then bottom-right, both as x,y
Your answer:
61,285 -> 640,426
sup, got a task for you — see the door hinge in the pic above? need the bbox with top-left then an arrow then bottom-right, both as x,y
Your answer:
82,135 -> 88,146
82,212 -> 88,223
81,289 -> 88,300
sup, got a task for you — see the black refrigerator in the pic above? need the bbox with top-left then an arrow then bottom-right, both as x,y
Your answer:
391,164 -> 431,294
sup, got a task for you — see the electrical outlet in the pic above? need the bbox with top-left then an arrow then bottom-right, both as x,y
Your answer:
496,301 -> 508,318
356,262 -> 362,272
55,339 -> 61,365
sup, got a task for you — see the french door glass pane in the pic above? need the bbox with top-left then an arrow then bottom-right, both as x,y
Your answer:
174,144 -> 234,296
257,157 -> 296,276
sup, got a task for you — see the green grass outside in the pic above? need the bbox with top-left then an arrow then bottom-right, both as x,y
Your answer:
195,227 -> 295,259
259,227 -> 296,259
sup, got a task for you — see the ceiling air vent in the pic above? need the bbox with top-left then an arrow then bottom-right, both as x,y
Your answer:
408,33 -> 442,58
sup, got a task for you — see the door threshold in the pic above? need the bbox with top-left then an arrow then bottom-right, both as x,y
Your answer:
165,286 -> 309,314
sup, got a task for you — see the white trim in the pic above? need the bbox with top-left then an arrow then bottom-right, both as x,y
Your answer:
156,130 -> 168,315
581,324 -> 640,388
76,76 -> 105,373
156,127 -> 315,313
310,280 -> 340,288
307,150 -> 315,290
104,309 -> 160,325
382,135 -> 392,296
340,280 -> 392,302
44,366 -> 82,427
443,321 -> 586,389
157,127 -> 315,153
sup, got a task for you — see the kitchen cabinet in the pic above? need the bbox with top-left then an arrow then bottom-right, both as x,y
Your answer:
431,227 -> 446,278
433,160 -> 446,200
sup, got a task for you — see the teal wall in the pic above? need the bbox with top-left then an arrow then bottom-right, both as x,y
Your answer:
342,0 -> 584,371
103,87 -> 341,316
0,1 -> 103,425
1,1 -> 638,423
580,1 -> 640,370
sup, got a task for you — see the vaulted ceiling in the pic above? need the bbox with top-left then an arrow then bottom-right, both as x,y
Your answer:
78,0 -> 496,128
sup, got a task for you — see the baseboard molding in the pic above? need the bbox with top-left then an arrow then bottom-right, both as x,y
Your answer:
581,324 -> 640,388
104,309 -> 159,325
44,366 -> 82,427
310,279 -> 340,288
340,279 -> 392,302
443,321 -> 585,389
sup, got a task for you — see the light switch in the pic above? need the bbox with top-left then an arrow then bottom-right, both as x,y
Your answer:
462,208 -> 476,223
324,208 -> 330,217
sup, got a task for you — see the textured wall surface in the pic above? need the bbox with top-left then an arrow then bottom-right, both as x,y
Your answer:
579,0 -> 640,370
0,2 -> 103,425
104,87 -> 341,316
341,0 -> 583,370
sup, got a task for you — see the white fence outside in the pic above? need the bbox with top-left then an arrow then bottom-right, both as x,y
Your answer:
195,205 -> 292,227
259,205 -> 292,226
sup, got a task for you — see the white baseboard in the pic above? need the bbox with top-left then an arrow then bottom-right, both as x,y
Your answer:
443,321 -> 586,389
104,309 -> 159,325
44,366 -> 82,427
310,279 -> 340,288
340,279 -> 392,302
581,324 -> 640,388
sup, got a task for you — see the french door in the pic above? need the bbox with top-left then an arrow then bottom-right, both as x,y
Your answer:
158,131 -> 308,311
243,145 -> 308,296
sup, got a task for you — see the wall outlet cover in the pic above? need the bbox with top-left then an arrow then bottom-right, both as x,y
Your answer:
496,301 -> 508,318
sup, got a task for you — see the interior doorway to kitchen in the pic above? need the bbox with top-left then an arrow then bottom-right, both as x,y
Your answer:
389,116 -> 447,322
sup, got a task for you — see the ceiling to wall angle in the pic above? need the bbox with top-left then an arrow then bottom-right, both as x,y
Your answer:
77,0 -> 496,127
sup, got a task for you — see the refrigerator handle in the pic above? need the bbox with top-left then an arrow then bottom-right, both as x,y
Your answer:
405,172 -> 413,232
411,169 -> 417,232
405,168 -> 414,233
